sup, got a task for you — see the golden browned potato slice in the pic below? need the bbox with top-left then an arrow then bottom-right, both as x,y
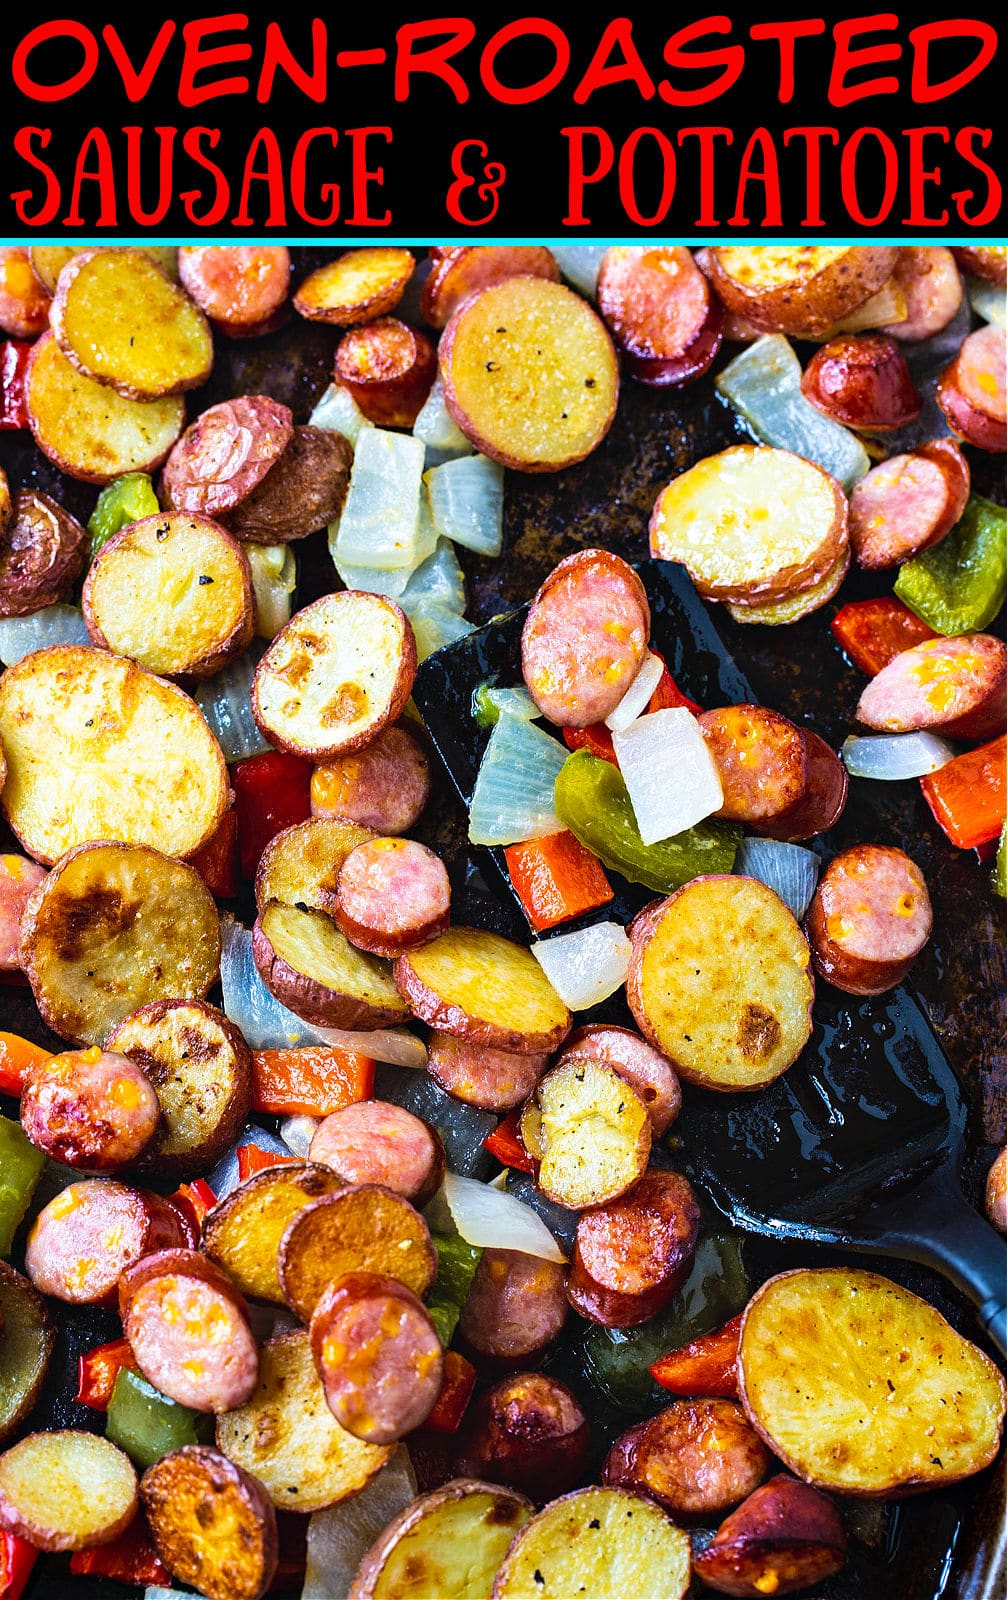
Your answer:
394,927 -> 571,1054
0,1431 -> 137,1551
277,1184 -> 437,1322
706,247 -> 898,336
350,1479 -> 533,1600
26,333 -> 186,485
255,816 -> 374,917
440,276 -> 619,472
627,876 -> 814,1091
739,1268 -> 1007,1495
82,512 -> 255,679
224,426 -> 353,544
726,546 -> 850,627
293,248 -> 416,325
201,1161 -> 344,1304
141,1446 -> 278,1600
0,645 -> 228,863
253,903 -> 409,1030
0,1262 -> 55,1447
649,446 -> 848,606
107,999 -> 253,1180
491,1486 -> 691,1600
520,1059 -> 651,1210
19,842 -> 221,1047
51,249 -> 213,399
252,592 -> 416,760
30,245 -> 178,294
217,1331 -> 392,1511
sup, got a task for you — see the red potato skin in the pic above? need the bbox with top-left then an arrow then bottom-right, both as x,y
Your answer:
160,396 -> 294,518
421,246 -> 560,330
222,425 -> 353,545
856,633 -> 1006,742
801,334 -> 922,430
0,490 -> 89,619
334,838 -> 451,958
693,1475 -> 847,1597
596,246 -> 723,387
311,723 -> 431,836
848,439 -> 970,571
985,1148 -> 1007,1235
804,844 -> 933,997
141,1444 -> 279,1600
566,1169 -> 701,1328
334,319 -> 437,427
556,1025 -> 681,1135
456,1248 -> 569,1368
251,912 -> 408,1032
457,1372 -> 590,1500
881,247 -> 962,342
19,1048 -> 161,1172
309,1271 -> 443,1444
612,1399 -> 772,1521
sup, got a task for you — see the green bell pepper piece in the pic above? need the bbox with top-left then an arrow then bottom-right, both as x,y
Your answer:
993,821 -> 1006,899
87,473 -> 160,555
427,1233 -> 483,1347
0,1116 -> 45,1257
105,1367 -> 212,1470
472,683 -> 500,729
554,748 -> 740,895
894,495 -> 1007,635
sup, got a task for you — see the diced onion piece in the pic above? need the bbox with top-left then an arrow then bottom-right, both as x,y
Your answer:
303,1448 -> 417,1600
334,427 -> 425,570
407,602 -> 474,662
734,837 -> 820,921
551,246 -> 607,300
842,732 -> 957,781
310,381 -> 372,446
604,651 -> 665,732
400,538 -> 466,616
504,1173 -> 577,1250
246,544 -> 296,639
194,649 -> 271,763
331,558 -> 413,599
207,1120 -> 294,1199
716,334 -> 870,492
967,278 -> 1006,329
426,455 -> 504,557
441,1171 -> 567,1263
413,374 -> 474,459
309,1024 -> 428,1071
469,712 -> 567,846
145,1590 -> 191,1600
0,603 -> 90,665
280,1115 -> 320,1158
531,920 -> 632,1012
475,684 -> 539,725
612,708 -> 723,846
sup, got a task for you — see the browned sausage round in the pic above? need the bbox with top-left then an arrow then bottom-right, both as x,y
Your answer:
805,844 -> 933,996
556,1026 -> 681,1135
952,246 -> 1007,286
0,854 -> 47,970
456,1248 -> 568,1366
938,325 -> 1007,453
596,246 -> 722,387
698,709 -> 847,843
566,1169 -> 700,1328
161,396 -> 294,517
621,1399 -> 771,1519
521,549 -> 651,728
881,246 -> 962,342
334,318 -> 437,427
602,1419 -> 650,1489
177,245 -> 291,335
20,1048 -> 161,1172
426,1033 -> 548,1112
308,1101 -> 446,1209
849,439 -> 970,571
458,1371 -> 589,1498
24,1180 -> 188,1305
121,1248 -> 258,1412
309,1270 -> 443,1444
856,633 -> 1006,741
334,838 -> 451,957
0,490 -> 88,619
0,247 -> 50,338
311,723 -> 431,836
693,1474 -> 847,1596
223,426 -> 352,544
768,731 -> 848,841
801,333 -> 921,430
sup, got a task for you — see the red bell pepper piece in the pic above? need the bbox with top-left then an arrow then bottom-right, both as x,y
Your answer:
647,655 -> 702,715
231,751 -> 313,880
561,653 -> 701,767
252,1045 -> 375,1117
424,1350 -> 477,1433
830,597 -> 937,677
76,1337 -> 139,1410
0,1032 -> 51,1097
70,1519 -> 169,1584
236,1143 -> 295,1181
504,830 -> 613,931
0,341 -> 32,432
482,1110 -> 535,1174
189,806 -> 239,898
920,735 -> 1007,851
168,1177 -> 218,1237
649,1311 -> 744,1398
0,1532 -> 37,1599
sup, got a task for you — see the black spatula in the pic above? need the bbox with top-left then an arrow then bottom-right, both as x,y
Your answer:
414,559 -> 1006,1355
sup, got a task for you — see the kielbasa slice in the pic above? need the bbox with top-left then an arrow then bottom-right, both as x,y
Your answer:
177,246 -> 291,335
311,723 -> 431,836
699,707 -> 807,830
121,1248 -> 258,1412
308,1101 -> 445,1209
566,1169 -> 700,1329
521,549 -> 651,728
457,1248 -> 568,1366
767,730 -> 848,841
458,1372 -> 590,1499
622,1399 -> 771,1520
0,854 -> 47,969
556,1026 -> 681,1135
334,838 -> 451,957
952,246 -> 1007,286
857,633 -> 1006,741
801,334 -> 921,430
161,396 -> 294,517
804,844 -> 933,996
849,439 -> 970,570
20,1048 -> 160,1172
24,1180 -> 188,1305
596,247 -> 723,386
334,318 -> 437,427
426,1033 -> 549,1112
938,324 -> 1007,453
309,1270 -> 443,1444
881,247 -> 963,342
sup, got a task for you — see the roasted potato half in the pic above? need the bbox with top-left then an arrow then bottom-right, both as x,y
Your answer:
0,1431 -> 137,1551
705,246 -> 898,336
394,927 -> 572,1054
201,1160 -> 344,1304
278,1184 -> 436,1322
738,1268 -> 1008,1495
293,248 -> 416,325
223,425 -> 353,544
141,1445 -> 278,1600
255,816 -> 374,918
19,842 -> 221,1047
253,903 -> 409,1030
0,1262 -> 55,1448
0,490 -> 88,620
520,1058 -> 651,1210
30,244 -> 179,294
349,1479 -> 533,1600
491,1486 -> 691,1600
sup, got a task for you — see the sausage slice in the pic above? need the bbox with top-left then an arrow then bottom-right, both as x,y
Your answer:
426,1033 -> 549,1112
457,1248 -> 568,1366
19,1047 -> 160,1171
804,844 -> 933,996
309,1270 -> 443,1444
121,1248 -> 258,1412
521,549 -> 651,728
308,1101 -> 445,1209
311,723 -> 431,836
938,324 -> 1007,453
335,838 -> 451,957
566,1169 -> 700,1328
856,633 -> 1006,741
849,439 -> 970,570
24,1180 -> 188,1305
597,246 -> 722,386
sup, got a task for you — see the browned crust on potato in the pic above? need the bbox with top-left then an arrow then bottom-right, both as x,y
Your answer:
0,1431 -> 138,1551
350,1478 -> 534,1600
394,927 -> 572,1054
255,815 -> 374,917
705,247 -> 899,336
0,489 -> 88,620
201,1161 -> 345,1305
294,249 -> 416,326
223,425 -> 353,544
141,1445 -> 278,1600
0,1261 -> 55,1448
252,904 -> 408,1030
277,1183 -> 437,1322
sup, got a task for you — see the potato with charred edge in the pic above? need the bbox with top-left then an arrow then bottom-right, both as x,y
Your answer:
520,1058 -> 651,1210
395,927 -> 571,1054
491,1486 -> 690,1600
201,1161 -> 344,1305
278,1184 -> 437,1323
421,245 -> 560,329
457,1373 -> 589,1500
704,246 -> 898,336
142,1445 -> 278,1600
349,1479 -> 533,1600
0,1432 -> 137,1552
335,319 -> 437,427
0,1263 -> 55,1448
294,249 -> 416,325
223,425 -> 352,543
253,902 -> 409,1030
0,490 -> 88,619
694,1475 -> 847,1597
255,816 -> 374,918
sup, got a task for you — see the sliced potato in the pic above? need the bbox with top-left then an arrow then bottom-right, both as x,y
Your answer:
520,1058 -> 650,1210
706,247 -> 898,336
649,445 -> 847,605
224,425 -> 353,543
350,1479 -> 533,1600
253,903 -> 408,1029
19,842 -> 220,1047
0,1262 -> 55,1447
26,332 -> 185,485
141,1445 -> 278,1600
738,1268 -> 1007,1496
278,1184 -> 437,1322
52,249 -> 212,399
107,999 -> 253,1180
294,249 -> 416,325
394,927 -> 571,1053
440,276 -> 619,472
201,1160 -> 344,1303
727,545 -> 850,626
255,816 -> 374,917
0,490 -> 88,620
30,245 -> 178,294
82,512 -> 255,678
252,593 -> 416,759
217,1330 -> 392,1512
0,644 -> 228,863
491,1486 -> 691,1600
627,876 -> 813,1091
0,1431 -> 137,1551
